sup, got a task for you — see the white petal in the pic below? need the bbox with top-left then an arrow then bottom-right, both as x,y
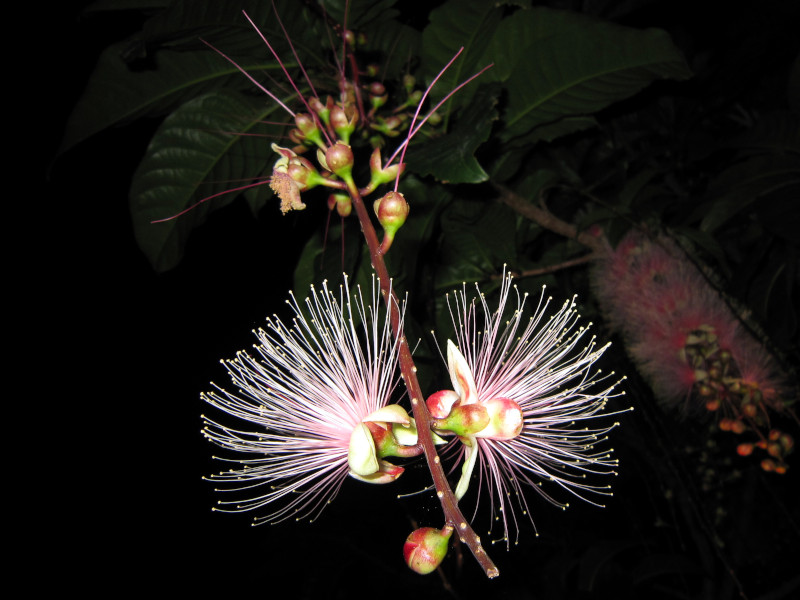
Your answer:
447,339 -> 479,405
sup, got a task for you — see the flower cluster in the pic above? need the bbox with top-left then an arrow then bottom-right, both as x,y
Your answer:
428,272 -> 626,546
199,11 -> 625,576
592,231 -> 794,472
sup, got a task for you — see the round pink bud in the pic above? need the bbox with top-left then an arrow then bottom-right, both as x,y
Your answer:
327,193 -> 351,217
308,97 -> 325,114
295,113 -> 316,135
374,191 -> 409,230
403,527 -> 452,575
369,81 -> 386,97
382,115 -> 402,131
330,105 -> 348,130
325,143 -> 354,176
343,29 -> 356,46
287,162 -> 311,188
330,105 -> 357,130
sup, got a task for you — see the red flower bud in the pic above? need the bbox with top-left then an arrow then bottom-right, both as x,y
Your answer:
373,191 -> 410,253
295,113 -> 314,134
369,81 -> 386,96
382,115 -> 402,131
325,143 -> 354,177
293,113 -> 323,148
369,81 -> 388,110
330,105 -> 359,143
737,442 -> 754,456
374,191 -> 409,229
730,420 -> 746,434
327,193 -> 352,217
403,527 -> 452,575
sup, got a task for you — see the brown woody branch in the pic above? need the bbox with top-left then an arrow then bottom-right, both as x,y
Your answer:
492,182 -> 606,254
346,179 -> 500,579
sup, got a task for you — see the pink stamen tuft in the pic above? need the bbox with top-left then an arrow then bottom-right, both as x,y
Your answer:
202,276 -> 404,524
435,269 -> 626,547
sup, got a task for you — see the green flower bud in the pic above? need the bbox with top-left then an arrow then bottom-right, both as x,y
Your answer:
408,90 -> 423,107
371,115 -> 403,137
426,111 -> 442,127
367,147 -> 405,192
309,96 -> 334,127
432,402 -> 490,437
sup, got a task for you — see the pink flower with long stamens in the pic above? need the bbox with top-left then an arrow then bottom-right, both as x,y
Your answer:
591,231 -> 794,472
201,276 -> 409,524
430,271 -> 625,547
592,231 -> 786,408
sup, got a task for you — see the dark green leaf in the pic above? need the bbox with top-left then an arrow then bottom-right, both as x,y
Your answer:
726,110 -> 800,156
436,199 -> 517,290
479,8 -> 691,143
405,85 -> 498,183
700,155 -> 800,233
364,19 -> 422,81
318,0 -> 399,29
130,91 -> 279,271
61,0 -> 322,155
386,176 -> 453,289
60,40 -> 283,154
420,0 -> 502,119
